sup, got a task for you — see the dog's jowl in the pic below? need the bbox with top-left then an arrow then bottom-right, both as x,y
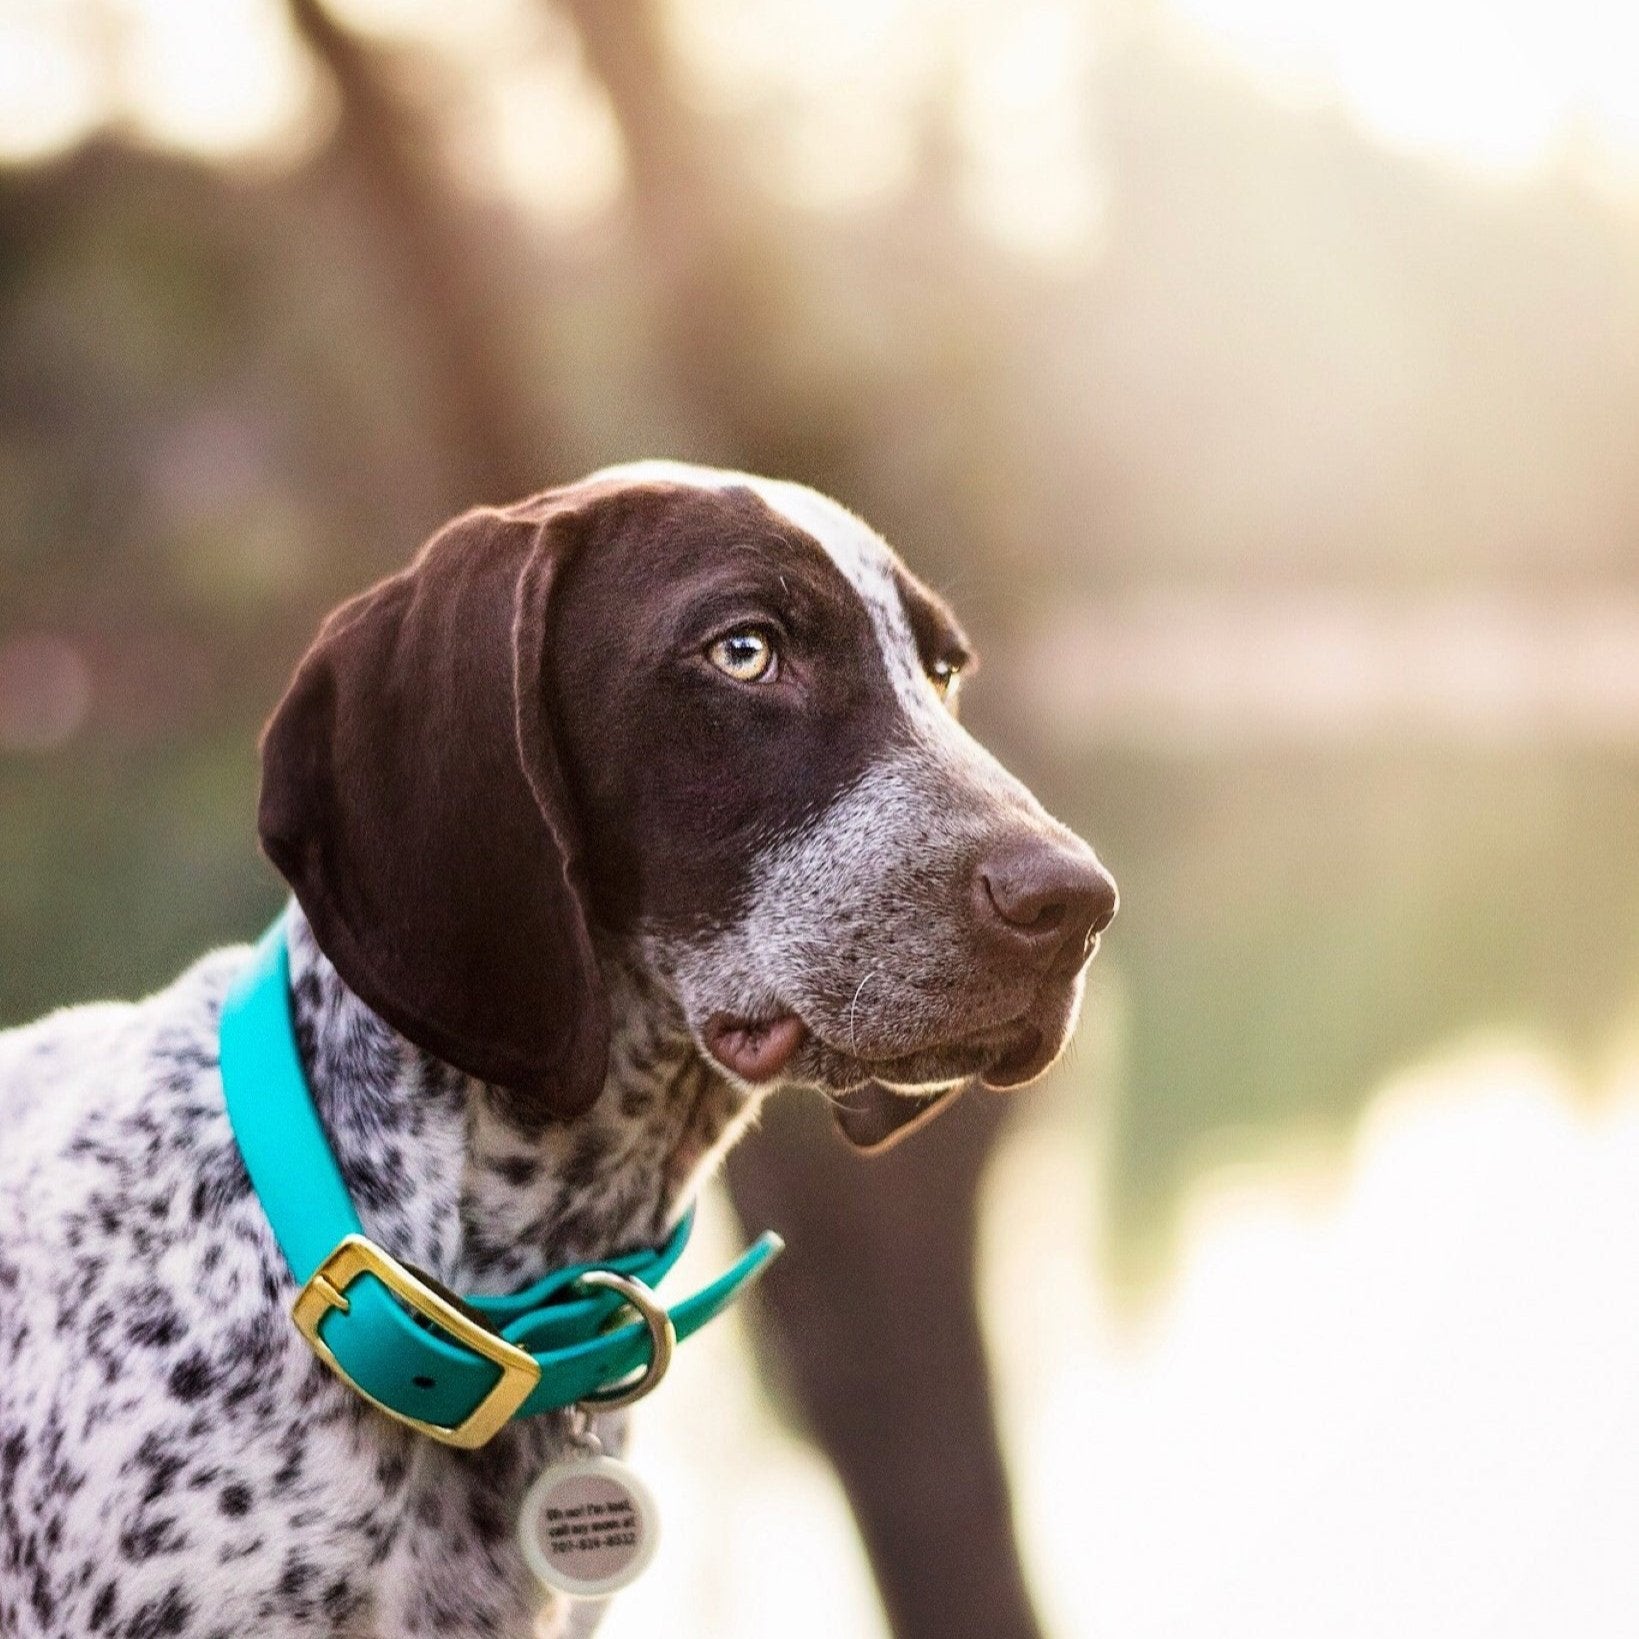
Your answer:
0,463 -> 1115,1639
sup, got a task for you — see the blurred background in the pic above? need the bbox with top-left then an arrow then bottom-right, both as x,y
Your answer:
5,0 -> 1639,1634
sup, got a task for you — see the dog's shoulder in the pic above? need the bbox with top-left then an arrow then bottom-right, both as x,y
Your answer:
0,944 -> 250,1190
0,942 -> 327,1639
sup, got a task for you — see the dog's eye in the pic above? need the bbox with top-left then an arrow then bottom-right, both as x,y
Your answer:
928,657 -> 962,702
707,628 -> 778,683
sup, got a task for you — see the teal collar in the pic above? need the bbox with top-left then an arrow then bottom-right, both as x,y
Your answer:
219,917 -> 782,1448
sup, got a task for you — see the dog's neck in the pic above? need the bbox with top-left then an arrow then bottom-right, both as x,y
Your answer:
282,907 -> 760,1292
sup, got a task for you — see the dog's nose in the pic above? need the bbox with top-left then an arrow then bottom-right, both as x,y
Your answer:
974,838 -> 1118,968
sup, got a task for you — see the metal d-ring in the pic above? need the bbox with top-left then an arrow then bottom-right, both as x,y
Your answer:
574,1269 -> 677,1411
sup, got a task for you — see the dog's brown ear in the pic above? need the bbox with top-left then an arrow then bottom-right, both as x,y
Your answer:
259,492 -> 609,1121
831,1082 -> 964,1153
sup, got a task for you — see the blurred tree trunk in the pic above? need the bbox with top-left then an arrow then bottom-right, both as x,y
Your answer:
560,0 -> 746,459
563,0 -> 871,485
287,0 -> 544,508
727,1090 -> 1045,1639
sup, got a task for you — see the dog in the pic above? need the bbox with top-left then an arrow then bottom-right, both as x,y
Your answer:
0,462 -> 1116,1639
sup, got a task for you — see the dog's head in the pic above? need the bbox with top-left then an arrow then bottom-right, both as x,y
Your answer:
260,463 -> 1115,1149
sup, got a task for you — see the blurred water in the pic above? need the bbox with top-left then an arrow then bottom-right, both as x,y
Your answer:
991,1045 -> 1639,1638
1046,749 -> 1639,1283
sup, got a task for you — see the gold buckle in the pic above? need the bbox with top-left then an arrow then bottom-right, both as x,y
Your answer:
292,1234 -> 541,1450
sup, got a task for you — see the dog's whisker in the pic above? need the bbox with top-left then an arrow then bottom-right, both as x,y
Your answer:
847,969 -> 876,1058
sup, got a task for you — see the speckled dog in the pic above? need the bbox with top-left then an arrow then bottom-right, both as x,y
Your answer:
0,463 -> 1116,1639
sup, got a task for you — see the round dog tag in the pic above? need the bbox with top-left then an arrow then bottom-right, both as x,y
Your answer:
518,1451 -> 659,1598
